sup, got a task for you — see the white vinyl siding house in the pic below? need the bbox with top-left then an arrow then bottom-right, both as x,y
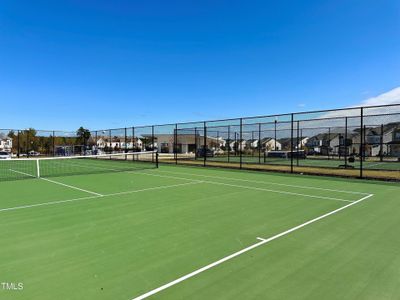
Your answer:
0,134 -> 12,152
261,138 -> 282,151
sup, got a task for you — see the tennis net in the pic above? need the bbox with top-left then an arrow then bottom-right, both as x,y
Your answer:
0,151 -> 158,181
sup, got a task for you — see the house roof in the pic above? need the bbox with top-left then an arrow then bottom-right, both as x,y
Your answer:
0,133 -> 12,140
260,137 -> 273,143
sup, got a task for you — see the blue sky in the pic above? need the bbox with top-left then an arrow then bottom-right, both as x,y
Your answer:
1,0 -> 399,131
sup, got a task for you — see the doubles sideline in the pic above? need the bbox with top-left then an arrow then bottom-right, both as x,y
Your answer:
131,193 -> 374,300
137,171 -> 355,203
153,169 -> 371,195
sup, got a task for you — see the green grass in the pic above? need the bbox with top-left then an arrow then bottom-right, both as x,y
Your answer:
1,163 -> 399,299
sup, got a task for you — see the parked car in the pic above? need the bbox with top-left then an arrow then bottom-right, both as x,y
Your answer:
196,148 -> 215,158
0,151 -> 11,159
28,151 -> 40,156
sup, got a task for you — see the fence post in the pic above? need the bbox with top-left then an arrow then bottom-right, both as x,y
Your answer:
152,125 -> 155,162
109,129 -> 112,154
194,127 -> 198,160
380,124 -> 384,162
296,121 -> 300,167
132,127 -> 135,160
52,131 -> 55,156
156,151 -> 159,168
344,117 -> 348,168
228,125 -> 230,163
240,118 -> 243,169
94,131 -> 97,155
217,130 -> 219,157
258,123 -> 261,164
203,121 -> 207,167
174,124 -> 178,164
274,119 -> 277,150
26,130 -> 29,157
328,127 -> 331,160
17,130 -> 20,158
360,107 -> 364,178
290,114 -> 294,173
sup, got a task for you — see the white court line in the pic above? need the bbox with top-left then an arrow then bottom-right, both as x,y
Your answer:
0,181 -> 202,213
9,168 -> 103,197
153,169 -> 370,195
137,171 -> 353,203
40,177 -> 104,196
14,160 -> 361,202
9,169 -> 36,178
9,166 -> 355,203
131,193 -> 374,300
204,181 -> 353,203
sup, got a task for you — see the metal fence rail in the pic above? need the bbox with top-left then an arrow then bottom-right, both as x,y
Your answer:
2,104 -> 400,180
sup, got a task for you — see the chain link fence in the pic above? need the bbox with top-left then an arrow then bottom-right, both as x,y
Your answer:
2,104 -> 400,180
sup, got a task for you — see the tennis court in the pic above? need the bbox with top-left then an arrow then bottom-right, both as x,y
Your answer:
1,153 -> 399,299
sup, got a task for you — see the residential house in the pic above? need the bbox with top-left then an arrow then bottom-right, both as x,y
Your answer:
350,123 -> 400,157
143,134 -> 224,154
387,127 -> 400,157
246,139 -> 259,149
228,139 -> 247,153
0,133 -> 12,152
260,138 -> 282,151
305,133 -> 340,155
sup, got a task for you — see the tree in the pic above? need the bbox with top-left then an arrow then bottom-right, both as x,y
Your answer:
17,128 -> 38,154
76,127 -> 91,147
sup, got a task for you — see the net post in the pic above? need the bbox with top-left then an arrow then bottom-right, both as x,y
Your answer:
36,159 -> 40,178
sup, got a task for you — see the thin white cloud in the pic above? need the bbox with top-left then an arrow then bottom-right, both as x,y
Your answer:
360,86 -> 400,107
294,86 -> 400,135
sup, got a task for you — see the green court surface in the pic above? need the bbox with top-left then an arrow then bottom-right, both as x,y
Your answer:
1,163 -> 400,299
